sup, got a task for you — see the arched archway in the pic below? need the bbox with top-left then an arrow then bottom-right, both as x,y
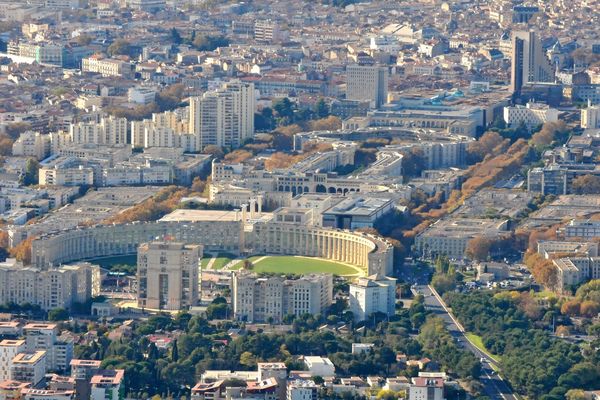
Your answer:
304,186 -> 310,193
328,187 -> 336,193
285,185 -> 290,192
316,184 -> 326,193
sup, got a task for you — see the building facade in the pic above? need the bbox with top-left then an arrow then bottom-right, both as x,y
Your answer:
137,242 -> 202,311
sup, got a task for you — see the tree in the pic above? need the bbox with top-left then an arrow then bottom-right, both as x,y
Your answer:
170,28 -> 182,44
580,300 -> 600,317
190,177 -> 207,194
170,339 -> 178,361
273,98 -> 295,125
22,158 -> 39,186
467,131 -> 506,163
0,134 -> 13,155
48,308 -> 69,321
431,274 -> 456,295
531,121 -> 569,148
9,237 -> 33,265
239,351 -> 257,368
465,237 -> 492,261
572,174 -> 600,194
203,145 -> 224,159
566,389 -> 586,400
108,39 -> 133,57
314,99 -> 330,119
561,300 -> 581,316
192,34 -> 229,51
76,34 -> 93,46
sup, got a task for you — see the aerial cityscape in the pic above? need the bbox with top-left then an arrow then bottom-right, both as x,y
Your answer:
0,0 -> 598,400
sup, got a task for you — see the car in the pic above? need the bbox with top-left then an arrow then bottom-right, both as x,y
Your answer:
480,357 -> 486,363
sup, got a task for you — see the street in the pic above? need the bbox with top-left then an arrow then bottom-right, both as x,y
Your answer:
415,285 -> 518,400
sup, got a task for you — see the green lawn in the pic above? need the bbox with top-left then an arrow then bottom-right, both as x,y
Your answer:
465,333 -> 502,365
211,255 -> 234,270
248,256 -> 360,276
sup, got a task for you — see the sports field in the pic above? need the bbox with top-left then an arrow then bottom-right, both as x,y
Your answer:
241,255 -> 363,276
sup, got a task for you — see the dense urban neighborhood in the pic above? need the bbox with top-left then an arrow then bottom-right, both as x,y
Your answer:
0,1 -> 599,400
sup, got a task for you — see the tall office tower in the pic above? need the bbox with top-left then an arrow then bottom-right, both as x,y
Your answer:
346,64 -> 388,109
137,242 -> 202,311
189,81 -> 256,150
510,30 -> 555,94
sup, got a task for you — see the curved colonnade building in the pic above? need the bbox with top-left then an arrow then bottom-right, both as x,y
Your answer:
30,216 -> 393,276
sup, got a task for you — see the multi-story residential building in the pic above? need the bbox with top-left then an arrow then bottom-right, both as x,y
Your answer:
346,65 -> 388,109
563,219 -> 600,239
24,323 -> 73,372
70,359 -> 101,381
70,116 -> 128,146
82,55 -> 133,78
38,157 -> 95,186
415,218 -> 510,259
137,242 -> 202,311
232,272 -> 333,323
581,103 -> 600,129
11,351 -> 47,385
349,274 -> 396,322
554,256 -> 600,292
408,377 -> 444,400
286,380 -> 317,400
254,20 -> 283,43
12,131 -> 51,160
0,340 -> 26,381
0,380 -> 31,400
511,30 -> 555,94
188,81 -> 255,150
90,370 -> 125,400
303,356 -> 335,377
503,102 -> 559,129
21,388 -> 75,400
0,260 -> 100,312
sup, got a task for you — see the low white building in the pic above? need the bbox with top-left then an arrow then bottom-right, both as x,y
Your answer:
503,102 -> 559,130
287,380 -> 318,400
302,356 -> 335,377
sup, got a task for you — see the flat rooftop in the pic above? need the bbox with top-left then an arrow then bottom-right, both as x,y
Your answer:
13,351 -> 46,364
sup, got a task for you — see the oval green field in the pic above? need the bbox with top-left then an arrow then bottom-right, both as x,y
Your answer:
239,255 -> 363,276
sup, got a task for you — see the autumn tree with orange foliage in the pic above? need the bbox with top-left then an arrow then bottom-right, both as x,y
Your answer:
264,152 -> 305,171
523,250 -> 558,290
467,131 -> 507,163
224,150 -> 253,164
531,121 -> 569,149
10,237 -> 33,265
465,237 -> 493,261
103,186 -> 189,224
560,299 -> 581,316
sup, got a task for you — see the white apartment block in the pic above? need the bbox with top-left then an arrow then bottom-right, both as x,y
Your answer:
349,273 -> 396,322
188,81 -> 255,150
137,242 -> 202,311
70,116 -> 128,146
24,323 -> 73,372
39,161 -> 94,187
128,87 -> 156,105
303,356 -> 335,377
12,131 -> 51,160
409,377 -> 444,400
503,102 -> 559,130
0,260 -> 100,312
232,272 -> 333,323
581,104 -> 600,129
0,339 -> 26,381
346,65 -> 388,109
287,380 -> 317,400
11,351 -> 47,385
554,256 -> 600,291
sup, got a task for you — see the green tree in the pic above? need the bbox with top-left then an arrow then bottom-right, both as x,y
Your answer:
170,28 -> 182,44
48,308 -> 69,321
108,39 -> 133,57
314,99 -> 330,119
22,158 -> 39,186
